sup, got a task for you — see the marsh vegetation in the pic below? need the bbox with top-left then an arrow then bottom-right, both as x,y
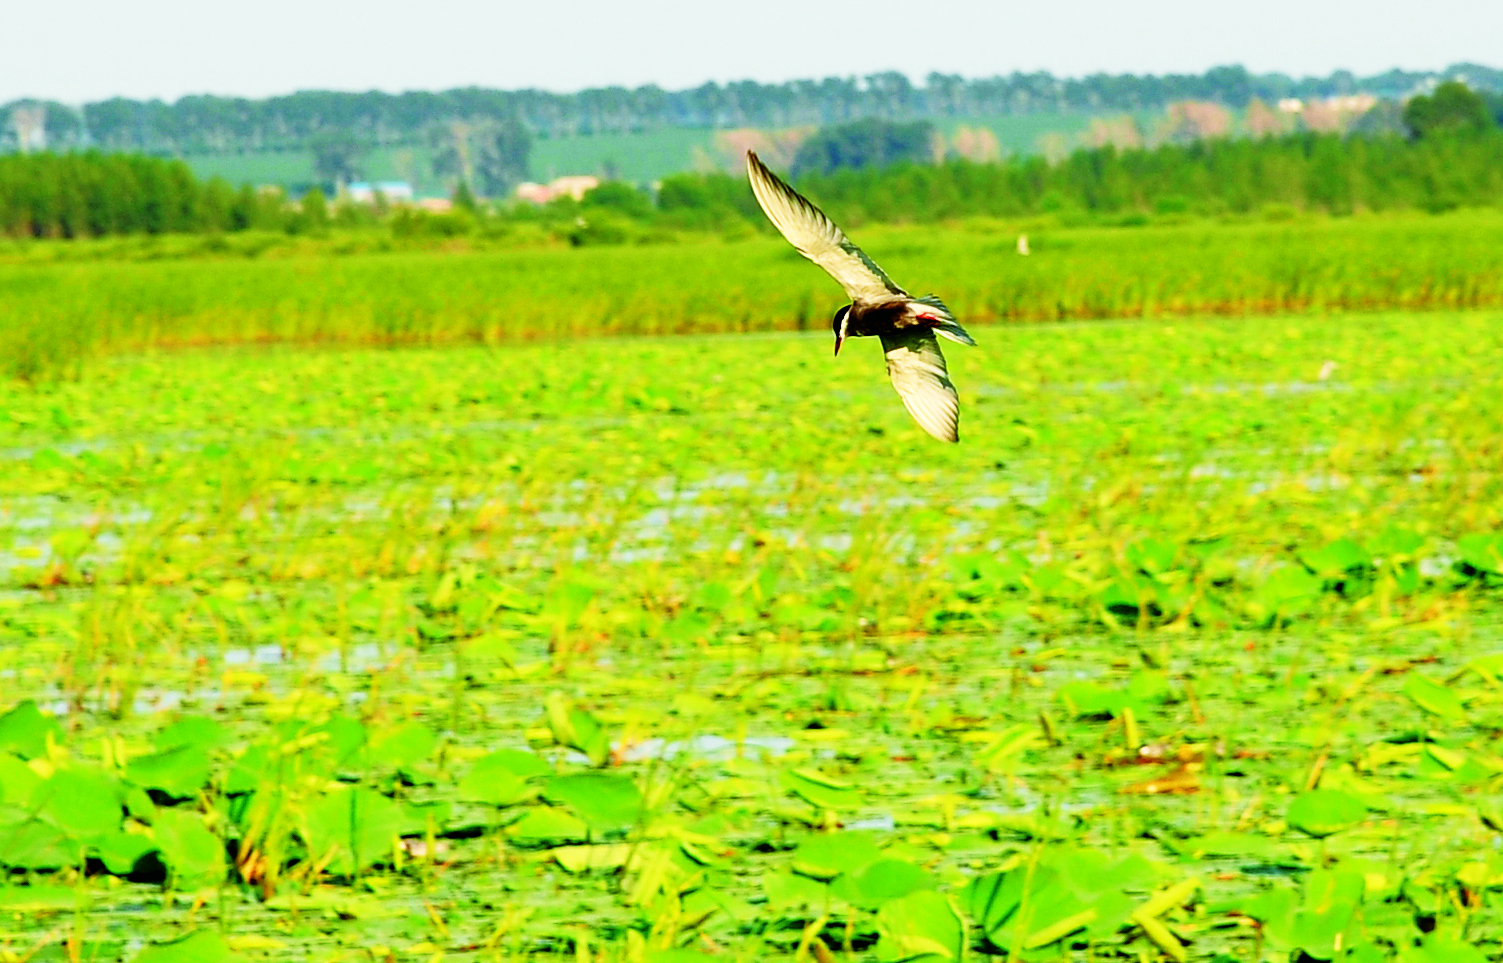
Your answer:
4,265 -> 1503,959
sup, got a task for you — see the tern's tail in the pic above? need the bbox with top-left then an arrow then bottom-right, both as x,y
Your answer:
912,295 -> 976,346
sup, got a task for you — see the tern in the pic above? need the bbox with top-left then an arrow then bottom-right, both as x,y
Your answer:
746,150 -> 976,443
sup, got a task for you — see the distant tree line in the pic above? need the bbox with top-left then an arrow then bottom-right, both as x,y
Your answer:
665,92 -> 1503,223
776,128 -> 1503,223
4,63 -> 1501,156
5,99 -> 1501,239
791,119 -> 937,177
1,153 -> 290,237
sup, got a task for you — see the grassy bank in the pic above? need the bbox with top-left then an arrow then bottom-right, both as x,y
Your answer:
6,210 -> 1503,381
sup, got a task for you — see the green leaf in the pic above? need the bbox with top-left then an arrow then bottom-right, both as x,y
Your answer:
781,768 -> 862,810
544,694 -> 611,766
29,448 -> 71,472
791,831 -> 884,879
458,750 -> 549,806
1292,870 -> 1363,958
553,843 -> 632,873
503,806 -> 588,845
0,752 -> 42,807
1456,532 -> 1503,575
692,581 -> 733,612
124,785 -> 157,822
1183,831 -> 1278,859
1287,789 -> 1366,838
1369,526 -> 1425,559
224,744 -> 271,795
876,890 -> 964,963
127,746 -> 212,799
1400,936 -> 1491,963
1258,564 -> 1324,616
1465,651 -> 1503,683
133,930 -> 244,963
154,717 -> 231,753
1403,673 -> 1465,720
544,773 -> 642,834
1056,681 -> 1143,718
544,580 -> 595,624
1098,575 -> 1159,613
1299,538 -> 1371,577
0,819 -> 74,868
310,715 -> 368,770
92,830 -> 159,875
764,868 -> 829,910
40,768 -> 124,838
1126,538 -> 1180,575
1256,871 -> 1364,960
299,788 -> 402,875
1054,847 -> 1159,898
367,723 -> 437,771
0,701 -> 63,760
153,808 -> 226,888
963,849 -> 1166,948
962,865 -> 1040,938
832,858 -> 934,909
1343,942 -> 1389,963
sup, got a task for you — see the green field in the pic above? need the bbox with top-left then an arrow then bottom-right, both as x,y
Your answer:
530,128 -> 717,185
4,284 -> 1503,960
177,132 -> 720,195
176,114 -> 1128,194
182,147 -> 440,197
181,131 -> 722,195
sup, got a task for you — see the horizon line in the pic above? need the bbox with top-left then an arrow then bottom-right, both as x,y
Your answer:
4,60 -> 1499,111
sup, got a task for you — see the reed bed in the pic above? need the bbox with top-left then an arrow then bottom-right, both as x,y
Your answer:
5,210 -> 1503,380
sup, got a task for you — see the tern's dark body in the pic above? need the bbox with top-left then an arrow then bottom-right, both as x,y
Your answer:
845,300 -> 909,338
843,299 -> 935,339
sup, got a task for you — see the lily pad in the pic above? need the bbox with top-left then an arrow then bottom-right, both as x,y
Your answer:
504,806 -> 588,845
792,831 -> 884,879
1403,674 -> 1465,721
127,746 -> 212,799
1287,789 -> 1366,838
876,890 -> 964,962
0,701 -> 63,760
544,772 -> 642,834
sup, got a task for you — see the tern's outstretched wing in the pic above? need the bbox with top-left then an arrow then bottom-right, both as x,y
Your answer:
746,151 -> 904,301
880,327 -> 960,443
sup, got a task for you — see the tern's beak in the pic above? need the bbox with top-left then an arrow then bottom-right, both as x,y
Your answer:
833,331 -> 844,356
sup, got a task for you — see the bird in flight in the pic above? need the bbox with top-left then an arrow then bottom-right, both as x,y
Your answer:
746,151 -> 976,443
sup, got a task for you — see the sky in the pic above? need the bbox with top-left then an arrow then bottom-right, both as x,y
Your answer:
5,0 -> 1499,104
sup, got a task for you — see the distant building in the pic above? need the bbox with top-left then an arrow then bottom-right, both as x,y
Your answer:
346,181 -> 414,204
418,198 -> 453,213
1327,94 -> 1378,113
10,104 -> 47,153
514,175 -> 600,204
1278,95 -> 1376,117
514,182 -> 552,204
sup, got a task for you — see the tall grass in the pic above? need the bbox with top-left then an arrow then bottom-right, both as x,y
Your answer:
6,211 -> 1503,379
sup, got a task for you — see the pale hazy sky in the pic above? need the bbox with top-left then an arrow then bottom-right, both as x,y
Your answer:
4,0 -> 1498,104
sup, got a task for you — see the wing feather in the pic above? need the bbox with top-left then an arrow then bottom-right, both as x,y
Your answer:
746,151 -> 903,301
880,328 -> 960,443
